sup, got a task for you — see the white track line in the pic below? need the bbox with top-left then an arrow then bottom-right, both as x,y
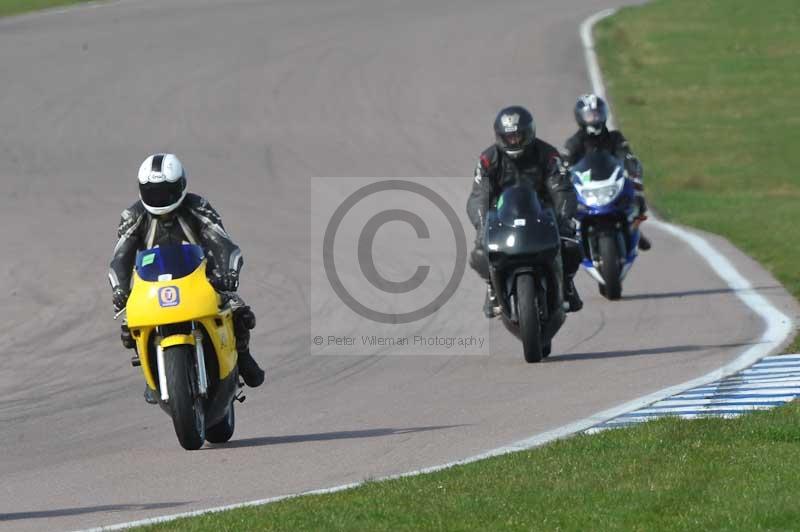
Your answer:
580,8 -> 619,130
76,7 -> 795,531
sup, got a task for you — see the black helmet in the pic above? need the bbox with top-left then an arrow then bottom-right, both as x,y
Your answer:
574,94 -> 608,136
493,106 -> 536,159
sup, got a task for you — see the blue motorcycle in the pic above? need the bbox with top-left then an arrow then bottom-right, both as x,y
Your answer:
571,152 -> 641,300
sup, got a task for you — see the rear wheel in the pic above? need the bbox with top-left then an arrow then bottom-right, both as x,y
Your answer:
598,234 -> 622,300
516,273 -> 543,363
164,345 -> 205,450
206,402 -> 236,444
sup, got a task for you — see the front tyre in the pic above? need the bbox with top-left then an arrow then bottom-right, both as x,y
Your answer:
164,345 -> 205,450
598,233 -> 622,300
516,273 -> 543,363
206,402 -> 236,444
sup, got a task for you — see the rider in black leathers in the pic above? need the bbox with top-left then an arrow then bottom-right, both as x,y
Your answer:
109,154 -> 265,401
468,106 -> 583,318
564,94 -> 651,250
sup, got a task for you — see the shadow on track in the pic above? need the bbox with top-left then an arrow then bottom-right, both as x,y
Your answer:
0,502 -> 189,522
546,342 -> 760,363
622,286 -> 780,301
207,425 -> 467,450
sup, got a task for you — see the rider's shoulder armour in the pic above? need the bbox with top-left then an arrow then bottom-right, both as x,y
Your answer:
607,130 -> 629,150
183,193 -> 222,224
479,145 -> 501,176
118,201 -> 148,238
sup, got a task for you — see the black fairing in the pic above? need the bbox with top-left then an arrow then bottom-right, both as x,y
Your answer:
484,185 -> 560,262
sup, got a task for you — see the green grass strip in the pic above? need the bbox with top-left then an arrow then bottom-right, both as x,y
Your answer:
139,402 -> 800,531
594,0 -> 800,348
0,0 -> 94,18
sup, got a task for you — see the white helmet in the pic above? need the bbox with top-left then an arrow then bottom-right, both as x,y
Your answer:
137,153 -> 187,215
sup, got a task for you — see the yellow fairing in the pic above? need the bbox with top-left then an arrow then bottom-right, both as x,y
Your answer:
127,260 -> 238,391
127,261 -> 218,328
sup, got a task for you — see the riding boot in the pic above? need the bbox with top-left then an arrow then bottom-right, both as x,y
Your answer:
564,276 -> 583,313
237,349 -> 265,387
634,196 -> 652,251
233,306 -> 265,387
483,283 -> 499,319
638,233 -> 652,251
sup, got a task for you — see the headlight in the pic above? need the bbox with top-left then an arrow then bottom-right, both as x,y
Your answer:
579,179 -> 624,207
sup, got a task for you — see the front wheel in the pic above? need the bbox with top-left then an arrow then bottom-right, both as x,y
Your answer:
516,273 -> 543,363
164,345 -> 206,450
598,233 -> 622,300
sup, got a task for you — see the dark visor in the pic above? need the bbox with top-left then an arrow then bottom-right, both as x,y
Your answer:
140,179 -> 184,208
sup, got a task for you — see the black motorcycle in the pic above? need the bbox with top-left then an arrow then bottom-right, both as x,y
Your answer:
483,185 -> 566,363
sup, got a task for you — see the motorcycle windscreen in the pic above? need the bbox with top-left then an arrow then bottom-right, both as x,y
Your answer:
135,244 -> 205,282
571,151 -> 624,182
495,185 -> 545,226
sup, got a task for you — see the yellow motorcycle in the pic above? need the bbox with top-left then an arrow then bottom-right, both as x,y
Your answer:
123,243 -> 241,450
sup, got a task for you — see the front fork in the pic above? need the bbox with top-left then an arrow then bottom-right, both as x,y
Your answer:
191,322 -> 208,398
582,223 -> 627,267
494,267 -> 551,324
156,342 -> 168,401
154,322 -> 209,403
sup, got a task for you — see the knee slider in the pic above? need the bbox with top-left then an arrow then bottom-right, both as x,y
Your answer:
469,247 -> 491,280
236,328 -> 250,352
561,241 -> 582,276
234,306 -> 256,331
120,324 -> 136,350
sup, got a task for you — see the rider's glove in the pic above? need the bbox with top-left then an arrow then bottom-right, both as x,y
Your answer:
559,218 -> 577,238
112,287 -> 129,311
213,270 -> 240,292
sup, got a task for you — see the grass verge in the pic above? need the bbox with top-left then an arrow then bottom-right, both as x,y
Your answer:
595,0 -> 800,348
131,1 -> 800,530
0,0 -> 93,18
139,402 -> 800,531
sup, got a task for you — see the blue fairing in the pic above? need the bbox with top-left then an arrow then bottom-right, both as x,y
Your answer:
571,153 -> 640,277
576,179 -> 639,261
